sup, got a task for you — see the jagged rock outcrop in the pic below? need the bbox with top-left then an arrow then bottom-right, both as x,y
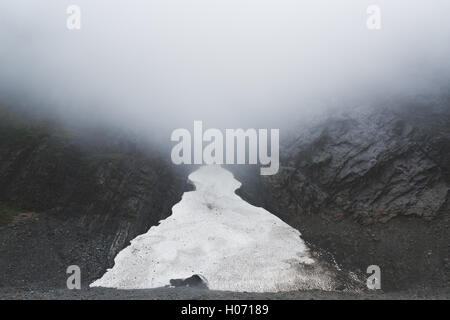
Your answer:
269,104 -> 449,224
234,101 -> 450,291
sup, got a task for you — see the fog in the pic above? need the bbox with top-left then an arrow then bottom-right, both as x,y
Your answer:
1,0 -> 450,141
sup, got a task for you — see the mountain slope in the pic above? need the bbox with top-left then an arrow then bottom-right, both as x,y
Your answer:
234,100 -> 450,291
0,110 -> 188,288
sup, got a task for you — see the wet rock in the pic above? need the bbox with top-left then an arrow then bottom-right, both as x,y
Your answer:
170,275 -> 209,289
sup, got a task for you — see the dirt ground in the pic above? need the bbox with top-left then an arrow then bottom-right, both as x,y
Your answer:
1,286 -> 449,300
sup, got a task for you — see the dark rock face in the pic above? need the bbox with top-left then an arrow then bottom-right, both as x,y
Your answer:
170,275 -> 209,289
234,102 -> 450,291
0,120 -> 189,288
275,106 -> 448,223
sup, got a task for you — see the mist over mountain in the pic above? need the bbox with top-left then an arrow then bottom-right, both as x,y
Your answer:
1,0 -> 450,140
0,1 -> 449,300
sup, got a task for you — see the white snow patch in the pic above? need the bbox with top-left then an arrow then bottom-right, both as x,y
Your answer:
90,165 -> 335,292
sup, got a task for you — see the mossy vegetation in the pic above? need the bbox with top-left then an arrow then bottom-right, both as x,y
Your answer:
0,203 -> 20,226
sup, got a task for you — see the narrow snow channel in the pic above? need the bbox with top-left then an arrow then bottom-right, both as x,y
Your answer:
91,165 -> 335,292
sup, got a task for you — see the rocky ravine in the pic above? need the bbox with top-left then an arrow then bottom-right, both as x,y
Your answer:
0,100 -> 449,294
90,165 -> 361,292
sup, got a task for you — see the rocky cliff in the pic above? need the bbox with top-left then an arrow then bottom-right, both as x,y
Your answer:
0,110 -> 189,288
235,98 -> 450,291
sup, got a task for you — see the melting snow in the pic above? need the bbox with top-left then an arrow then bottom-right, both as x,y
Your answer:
90,165 -> 336,292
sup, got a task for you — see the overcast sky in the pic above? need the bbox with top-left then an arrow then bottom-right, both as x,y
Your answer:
1,0 -> 450,138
